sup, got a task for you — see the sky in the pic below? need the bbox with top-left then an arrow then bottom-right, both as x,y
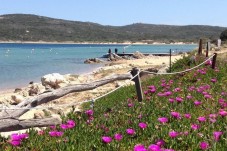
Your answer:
0,0 -> 227,27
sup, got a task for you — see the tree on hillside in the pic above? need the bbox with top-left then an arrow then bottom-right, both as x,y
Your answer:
220,29 -> 227,41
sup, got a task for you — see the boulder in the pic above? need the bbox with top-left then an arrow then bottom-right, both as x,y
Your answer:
132,51 -> 146,59
84,58 -> 103,64
28,83 -> 44,96
11,94 -> 24,104
34,110 -> 45,119
41,73 -> 67,89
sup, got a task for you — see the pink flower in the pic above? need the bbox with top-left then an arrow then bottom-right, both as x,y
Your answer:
213,131 -> 223,141
67,120 -> 76,128
169,131 -> 178,138
37,130 -> 45,135
128,103 -> 134,107
194,101 -> 202,106
126,128 -> 135,135
158,117 -> 168,123
9,140 -> 21,146
175,97 -> 183,103
171,112 -> 181,119
186,95 -> 193,99
191,124 -> 200,130
209,114 -> 217,118
219,110 -> 227,117
156,139 -> 165,147
49,125 -> 56,129
164,91 -> 172,96
184,113 -> 191,119
85,109 -> 93,116
148,85 -> 156,93
210,78 -> 217,83
148,144 -> 161,151
114,133 -> 123,141
102,136 -> 112,143
134,144 -> 147,151
11,133 -> 28,141
204,94 -> 212,99
60,124 -> 68,130
174,87 -> 181,92
139,122 -> 147,129
49,131 -> 64,137
169,98 -> 175,103
205,60 -> 212,65
197,116 -> 206,122
163,149 -> 175,151
200,142 -> 209,150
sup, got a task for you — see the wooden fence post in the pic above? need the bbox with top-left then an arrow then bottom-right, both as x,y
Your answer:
131,67 -> 143,102
206,42 -> 210,57
169,49 -> 172,72
198,39 -> 203,55
212,53 -> 217,69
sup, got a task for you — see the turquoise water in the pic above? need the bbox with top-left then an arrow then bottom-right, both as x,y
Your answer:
0,43 -> 197,90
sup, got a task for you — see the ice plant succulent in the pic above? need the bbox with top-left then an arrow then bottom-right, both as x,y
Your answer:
139,122 -> 147,129
148,144 -> 161,151
169,131 -> 178,138
134,144 -> 147,151
158,117 -> 168,123
191,124 -> 200,130
197,116 -> 206,122
114,133 -> 123,141
85,109 -> 93,116
49,131 -> 64,137
200,142 -> 209,150
102,136 -> 112,144
213,131 -> 223,141
126,128 -> 135,135
171,111 -> 181,119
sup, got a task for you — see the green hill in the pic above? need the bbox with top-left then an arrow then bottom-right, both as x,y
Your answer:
0,14 -> 226,43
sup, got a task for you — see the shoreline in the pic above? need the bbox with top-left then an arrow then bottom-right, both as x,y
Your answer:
0,54 -> 183,101
0,40 -> 196,45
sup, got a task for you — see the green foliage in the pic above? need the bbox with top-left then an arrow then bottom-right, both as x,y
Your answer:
0,14 -> 226,43
220,29 -> 227,41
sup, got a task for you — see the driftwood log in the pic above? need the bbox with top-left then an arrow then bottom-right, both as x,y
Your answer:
0,73 -> 132,132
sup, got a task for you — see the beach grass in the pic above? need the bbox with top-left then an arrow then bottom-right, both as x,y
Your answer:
0,52 -> 227,150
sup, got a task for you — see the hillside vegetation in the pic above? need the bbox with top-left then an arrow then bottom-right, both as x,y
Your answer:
0,14 -> 226,43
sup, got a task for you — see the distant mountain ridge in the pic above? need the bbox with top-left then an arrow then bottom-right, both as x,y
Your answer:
0,14 -> 226,43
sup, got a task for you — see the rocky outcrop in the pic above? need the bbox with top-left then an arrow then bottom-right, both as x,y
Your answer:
41,73 -> 67,89
132,51 -> 146,59
28,83 -> 45,96
11,94 -> 24,105
84,58 -> 103,64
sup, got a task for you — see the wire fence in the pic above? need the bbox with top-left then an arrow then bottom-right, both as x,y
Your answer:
0,54 -> 216,111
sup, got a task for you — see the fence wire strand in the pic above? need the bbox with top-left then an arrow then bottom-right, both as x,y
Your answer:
141,54 -> 215,75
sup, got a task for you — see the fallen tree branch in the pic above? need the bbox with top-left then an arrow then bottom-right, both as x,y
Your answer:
0,73 -> 132,120
0,117 -> 61,132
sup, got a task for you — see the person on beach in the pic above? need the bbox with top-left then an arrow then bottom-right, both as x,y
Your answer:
115,48 -> 118,54
108,48 -> 111,54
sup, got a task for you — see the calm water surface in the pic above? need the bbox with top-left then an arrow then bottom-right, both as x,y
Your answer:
0,43 -> 197,90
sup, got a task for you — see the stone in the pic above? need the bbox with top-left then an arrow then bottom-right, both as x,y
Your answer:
41,73 -> 67,89
34,110 -> 45,119
84,58 -> 103,64
132,51 -> 146,59
28,83 -> 44,96
11,94 -> 24,104
14,88 -> 22,93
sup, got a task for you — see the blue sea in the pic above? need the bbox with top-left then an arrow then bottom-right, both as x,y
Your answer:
0,43 -> 197,90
